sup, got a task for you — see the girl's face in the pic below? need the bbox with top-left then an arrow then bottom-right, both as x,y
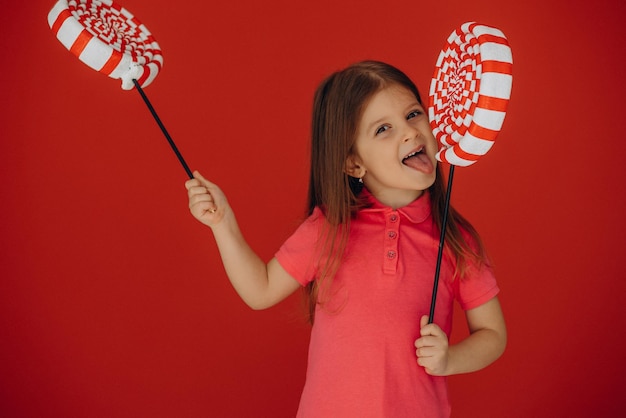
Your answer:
347,84 -> 438,209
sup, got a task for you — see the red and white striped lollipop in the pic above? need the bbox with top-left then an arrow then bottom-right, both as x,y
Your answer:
427,22 -> 513,324
47,0 -> 193,178
428,22 -> 513,166
48,0 -> 163,90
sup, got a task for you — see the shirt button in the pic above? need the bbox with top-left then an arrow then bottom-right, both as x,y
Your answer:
388,231 -> 397,239
389,214 -> 398,222
387,251 -> 396,259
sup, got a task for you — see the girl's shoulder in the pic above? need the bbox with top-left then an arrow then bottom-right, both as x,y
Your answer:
302,206 -> 326,224
292,206 -> 327,237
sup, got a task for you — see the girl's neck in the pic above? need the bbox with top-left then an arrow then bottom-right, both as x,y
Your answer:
366,188 -> 424,209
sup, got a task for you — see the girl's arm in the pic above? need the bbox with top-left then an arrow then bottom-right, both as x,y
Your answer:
415,297 -> 506,376
186,171 -> 301,310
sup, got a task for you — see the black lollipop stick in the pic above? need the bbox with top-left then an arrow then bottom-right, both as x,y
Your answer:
428,165 -> 454,324
132,79 -> 193,179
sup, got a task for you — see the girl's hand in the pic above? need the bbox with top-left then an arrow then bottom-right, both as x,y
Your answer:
185,170 -> 229,227
415,315 -> 450,376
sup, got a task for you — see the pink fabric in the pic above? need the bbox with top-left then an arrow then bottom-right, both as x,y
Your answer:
275,190 -> 499,417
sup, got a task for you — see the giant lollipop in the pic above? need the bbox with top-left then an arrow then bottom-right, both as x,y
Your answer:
48,0 -> 193,178
427,22 -> 513,323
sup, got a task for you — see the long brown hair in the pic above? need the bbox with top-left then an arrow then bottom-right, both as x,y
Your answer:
305,61 -> 486,322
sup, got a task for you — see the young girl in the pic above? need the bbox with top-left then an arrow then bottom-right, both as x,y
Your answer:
185,61 -> 506,417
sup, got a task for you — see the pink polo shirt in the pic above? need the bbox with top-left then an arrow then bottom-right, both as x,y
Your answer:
275,190 -> 499,417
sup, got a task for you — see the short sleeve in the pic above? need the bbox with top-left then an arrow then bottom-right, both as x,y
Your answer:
455,262 -> 500,311
453,227 -> 500,310
275,208 -> 324,286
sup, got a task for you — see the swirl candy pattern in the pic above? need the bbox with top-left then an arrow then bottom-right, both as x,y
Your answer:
48,0 -> 162,90
428,22 -> 513,166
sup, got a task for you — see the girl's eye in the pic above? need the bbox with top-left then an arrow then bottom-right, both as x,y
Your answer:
407,110 -> 422,120
375,125 -> 389,135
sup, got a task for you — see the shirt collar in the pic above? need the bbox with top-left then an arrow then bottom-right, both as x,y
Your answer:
358,188 -> 432,224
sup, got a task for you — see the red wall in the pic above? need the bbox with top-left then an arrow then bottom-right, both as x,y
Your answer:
1,0 -> 624,416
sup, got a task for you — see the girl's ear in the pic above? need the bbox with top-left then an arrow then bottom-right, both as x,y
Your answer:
344,154 -> 365,179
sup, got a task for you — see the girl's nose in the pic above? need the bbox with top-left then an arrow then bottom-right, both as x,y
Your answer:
403,122 -> 420,142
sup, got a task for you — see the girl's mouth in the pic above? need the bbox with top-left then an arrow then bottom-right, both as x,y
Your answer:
402,146 -> 434,174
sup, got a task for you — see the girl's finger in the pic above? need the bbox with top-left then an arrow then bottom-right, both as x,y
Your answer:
188,185 -> 211,197
420,322 -> 445,339
189,193 -> 212,205
193,170 -> 215,187
185,178 -> 202,190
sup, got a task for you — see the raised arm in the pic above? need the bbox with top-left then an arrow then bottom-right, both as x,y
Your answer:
186,171 -> 301,310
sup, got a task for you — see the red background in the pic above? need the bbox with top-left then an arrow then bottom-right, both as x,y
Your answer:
1,0 -> 625,416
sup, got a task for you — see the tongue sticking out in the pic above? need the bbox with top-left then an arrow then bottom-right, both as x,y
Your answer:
403,152 -> 434,174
